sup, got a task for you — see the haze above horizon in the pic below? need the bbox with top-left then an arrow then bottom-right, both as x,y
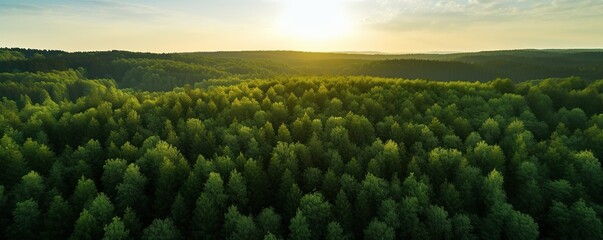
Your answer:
1,0 -> 602,53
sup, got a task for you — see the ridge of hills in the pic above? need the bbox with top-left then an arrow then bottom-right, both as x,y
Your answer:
2,48 -> 603,91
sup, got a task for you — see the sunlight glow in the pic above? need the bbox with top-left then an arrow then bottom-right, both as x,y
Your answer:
277,0 -> 353,41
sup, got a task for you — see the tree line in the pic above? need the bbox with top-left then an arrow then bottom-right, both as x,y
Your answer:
3,48 -> 603,92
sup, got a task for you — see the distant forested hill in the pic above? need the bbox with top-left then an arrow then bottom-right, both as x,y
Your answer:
2,48 -> 603,91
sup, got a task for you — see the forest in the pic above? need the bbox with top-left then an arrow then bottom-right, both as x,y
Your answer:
1,48 -> 603,239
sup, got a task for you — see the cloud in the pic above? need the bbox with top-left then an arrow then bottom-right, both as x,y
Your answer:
354,0 -> 603,32
0,2 -> 45,12
0,0 -> 175,24
361,0 -> 603,16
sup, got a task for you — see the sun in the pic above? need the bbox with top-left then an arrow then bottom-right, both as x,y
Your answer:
277,0 -> 352,41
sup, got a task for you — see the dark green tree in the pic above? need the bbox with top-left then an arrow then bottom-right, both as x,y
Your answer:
243,159 -> 269,212
283,183 -> 303,224
116,164 -> 147,212
425,205 -> 452,240
154,156 -> 189,218
102,217 -> 129,240
192,172 -> 227,239
549,200 -> 603,239
451,214 -> 476,240
299,192 -> 332,240
70,209 -> 98,240
71,177 -> 98,212
333,190 -> 353,233
6,199 -> 40,240
142,218 -> 182,240
326,221 -> 349,240
479,118 -> 501,144
378,199 -> 400,230
229,215 -> 260,240
277,123 -> 292,143
263,232 -> 278,240
122,207 -> 142,238
101,158 -> 127,198
170,193 -> 189,231
363,219 -> 395,240
256,207 -> 281,237
11,171 -> 45,203
506,211 -> 539,240
0,135 -> 27,188
43,195 -> 73,239
227,169 -> 248,210
20,138 -> 54,175
87,193 -> 115,227
289,210 -> 311,240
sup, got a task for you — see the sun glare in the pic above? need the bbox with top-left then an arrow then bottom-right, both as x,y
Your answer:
277,0 -> 352,41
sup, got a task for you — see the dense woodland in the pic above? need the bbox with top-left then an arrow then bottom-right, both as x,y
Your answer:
2,48 -> 603,91
1,49 -> 603,239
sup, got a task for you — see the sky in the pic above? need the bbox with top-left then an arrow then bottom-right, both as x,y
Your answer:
1,0 -> 602,53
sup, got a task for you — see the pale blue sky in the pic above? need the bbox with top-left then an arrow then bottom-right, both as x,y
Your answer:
1,0 -> 602,52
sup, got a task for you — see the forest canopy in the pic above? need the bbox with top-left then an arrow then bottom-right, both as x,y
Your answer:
1,49 -> 603,239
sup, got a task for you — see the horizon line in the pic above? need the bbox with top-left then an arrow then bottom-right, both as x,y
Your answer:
3,46 -> 603,55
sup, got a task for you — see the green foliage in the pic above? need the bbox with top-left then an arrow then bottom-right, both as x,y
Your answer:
326,221 -> 349,240
363,219 -> 395,240
299,192 -> 331,240
192,172 -> 227,239
71,177 -> 98,211
451,214 -> 476,240
229,214 -> 260,240
102,158 -> 127,198
6,199 -> 40,240
122,207 -> 142,238
506,211 -> 539,240
288,210 -> 311,240
425,205 -> 452,239
548,200 -> 603,239
227,169 -> 248,209
70,209 -> 99,240
256,207 -> 281,237
103,217 -> 129,240
141,218 -> 182,240
43,195 -> 73,239
263,232 -> 278,240
87,193 -> 116,226
0,135 -> 26,188
469,142 -> 505,175
0,50 -> 26,61
115,164 -> 147,212
11,171 -> 45,203
479,118 -> 501,144
0,57 -> 602,240
334,190 -> 353,233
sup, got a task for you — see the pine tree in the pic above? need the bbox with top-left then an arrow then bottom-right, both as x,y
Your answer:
364,219 -> 394,240
142,218 -> 182,240
257,207 -> 281,237
103,217 -> 129,240
289,210 -> 311,240
192,173 -> 227,239
122,207 -> 142,238
326,221 -> 349,240
43,195 -> 73,239
70,209 -> 98,240
6,199 -> 40,240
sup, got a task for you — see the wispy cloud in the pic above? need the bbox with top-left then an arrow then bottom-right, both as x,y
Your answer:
0,0 -> 179,24
355,0 -> 603,31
